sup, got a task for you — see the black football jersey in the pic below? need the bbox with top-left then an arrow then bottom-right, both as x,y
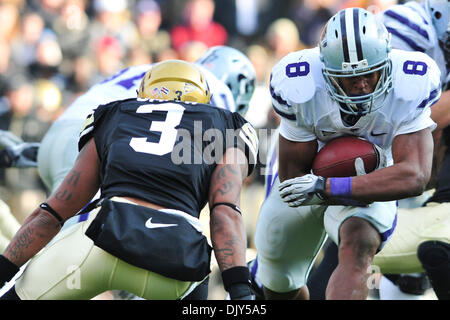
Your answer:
79,98 -> 258,217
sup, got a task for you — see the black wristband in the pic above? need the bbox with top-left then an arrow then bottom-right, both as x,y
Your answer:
221,266 -> 251,291
210,202 -> 242,215
40,202 -> 64,225
228,283 -> 255,300
0,255 -> 19,285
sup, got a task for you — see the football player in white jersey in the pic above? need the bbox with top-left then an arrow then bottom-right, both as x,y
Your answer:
252,7 -> 440,300
287,0 -> 450,300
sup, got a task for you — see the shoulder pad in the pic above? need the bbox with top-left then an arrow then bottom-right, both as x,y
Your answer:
270,48 -> 322,105
391,50 -> 441,102
379,3 -> 437,52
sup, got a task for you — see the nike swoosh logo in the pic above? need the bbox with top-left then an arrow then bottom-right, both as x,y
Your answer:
370,130 -> 387,136
145,218 -> 178,229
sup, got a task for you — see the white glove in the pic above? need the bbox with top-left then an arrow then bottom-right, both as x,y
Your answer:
0,142 -> 40,168
278,174 -> 327,207
354,144 -> 387,176
0,130 -> 23,150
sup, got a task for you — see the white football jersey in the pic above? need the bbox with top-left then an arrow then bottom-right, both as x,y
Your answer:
272,47 -> 440,162
378,1 -> 447,83
57,64 -> 237,122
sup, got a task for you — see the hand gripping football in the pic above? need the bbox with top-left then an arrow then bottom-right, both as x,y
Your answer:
312,136 -> 379,178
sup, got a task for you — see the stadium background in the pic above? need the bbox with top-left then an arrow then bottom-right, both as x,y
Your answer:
1,0 -> 428,299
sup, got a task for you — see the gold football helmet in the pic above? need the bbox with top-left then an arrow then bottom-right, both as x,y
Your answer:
138,60 -> 211,104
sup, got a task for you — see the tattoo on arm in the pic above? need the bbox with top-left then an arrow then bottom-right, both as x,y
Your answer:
54,170 -> 81,201
6,225 -> 34,262
214,164 -> 241,199
213,237 -> 240,270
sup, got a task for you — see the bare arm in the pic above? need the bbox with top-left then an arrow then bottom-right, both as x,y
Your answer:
208,148 -> 248,272
278,134 -> 318,182
3,138 -> 100,267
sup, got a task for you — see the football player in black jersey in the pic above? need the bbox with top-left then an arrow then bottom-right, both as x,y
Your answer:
0,60 -> 259,300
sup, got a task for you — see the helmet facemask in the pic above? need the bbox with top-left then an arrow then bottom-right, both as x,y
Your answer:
323,59 -> 393,115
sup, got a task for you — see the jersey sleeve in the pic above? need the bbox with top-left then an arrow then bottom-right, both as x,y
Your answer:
379,3 -> 436,53
78,102 -> 114,151
228,112 -> 259,176
393,52 -> 441,135
270,50 -> 317,122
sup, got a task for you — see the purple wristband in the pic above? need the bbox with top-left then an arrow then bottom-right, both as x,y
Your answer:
330,177 -> 352,197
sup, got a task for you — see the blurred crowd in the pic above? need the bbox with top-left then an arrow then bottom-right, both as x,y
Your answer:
0,0 -> 402,226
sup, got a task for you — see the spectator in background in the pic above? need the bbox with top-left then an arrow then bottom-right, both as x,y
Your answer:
134,0 -> 171,62
10,11 -> 45,72
177,41 -> 208,62
0,40 -> 13,98
88,0 -> 139,52
28,0 -> 66,28
64,55 -> 96,98
126,45 -> 153,67
170,0 -> 227,52
52,0 -> 91,60
288,0 -> 337,46
213,0 -> 282,47
266,18 -> 306,61
91,35 -> 125,84
0,2 -> 19,42
28,30 -> 63,82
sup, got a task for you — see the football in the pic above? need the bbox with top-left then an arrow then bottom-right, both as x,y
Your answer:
312,136 -> 379,178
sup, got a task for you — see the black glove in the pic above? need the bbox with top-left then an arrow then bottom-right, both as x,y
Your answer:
0,255 -> 19,287
222,266 -> 256,300
228,283 -> 255,300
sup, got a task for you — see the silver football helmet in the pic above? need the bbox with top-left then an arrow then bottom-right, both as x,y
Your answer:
424,0 -> 450,64
196,46 -> 256,117
319,8 -> 393,115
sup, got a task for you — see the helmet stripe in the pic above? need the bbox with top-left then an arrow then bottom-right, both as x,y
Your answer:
353,8 -> 364,62
340,10 -> 350,62
345,8 -> 359,63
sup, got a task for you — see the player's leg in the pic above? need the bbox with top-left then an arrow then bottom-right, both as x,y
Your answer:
306,240 -> 338,300
372,203 -> 450,273
324,201 -> 397,299
6,208 -> 198,300
326,217 -> 380,299
254,178 -> 328,300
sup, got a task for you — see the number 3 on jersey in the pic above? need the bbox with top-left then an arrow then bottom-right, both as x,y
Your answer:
129,103 -> 185,156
